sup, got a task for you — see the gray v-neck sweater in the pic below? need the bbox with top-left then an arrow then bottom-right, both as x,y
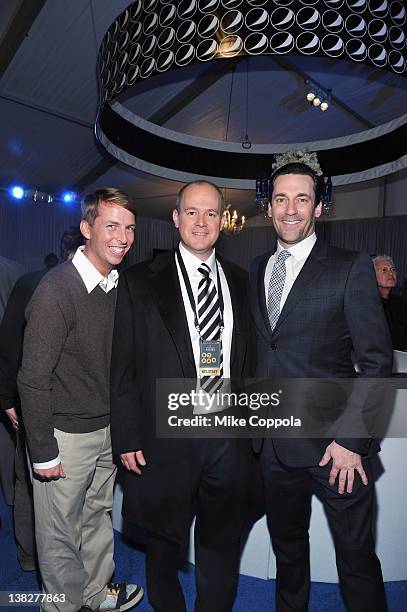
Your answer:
18,262 -> 116,463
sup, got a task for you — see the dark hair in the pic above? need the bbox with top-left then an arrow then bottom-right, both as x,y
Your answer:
270,162 -> 324,206
60,226 -> 85,261
81,188 -> 137,225
175,180 -> 225,214
44,253 -> 59,269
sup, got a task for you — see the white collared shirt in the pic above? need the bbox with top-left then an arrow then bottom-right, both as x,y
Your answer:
33,247 -> 119,470
176,242 -> 233,380
72,246 -> 119,294
264,233 -> 317,311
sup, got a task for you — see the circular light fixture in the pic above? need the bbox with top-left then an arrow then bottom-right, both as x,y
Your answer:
96,1 -> 407,188
320,101 -> 329,111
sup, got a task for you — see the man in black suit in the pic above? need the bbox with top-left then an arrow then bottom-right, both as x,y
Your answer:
110,180 -> 254,612
250,159 -> 392,612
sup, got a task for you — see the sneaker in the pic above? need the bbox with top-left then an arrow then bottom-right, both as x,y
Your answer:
99,583 -> 144,611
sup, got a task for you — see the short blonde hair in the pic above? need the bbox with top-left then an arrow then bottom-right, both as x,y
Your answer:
81,188 -> 137,225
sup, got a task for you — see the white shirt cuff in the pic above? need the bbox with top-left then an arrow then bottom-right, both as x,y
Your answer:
33,455 -> 61,469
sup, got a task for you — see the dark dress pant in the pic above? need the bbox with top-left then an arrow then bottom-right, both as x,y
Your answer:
0,418 -> 15,504
260,440 -> 387,612
146,437 -> 252,612
14,426 -> 36,567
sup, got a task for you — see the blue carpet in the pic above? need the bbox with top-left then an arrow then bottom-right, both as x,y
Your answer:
1,490 -> 406,611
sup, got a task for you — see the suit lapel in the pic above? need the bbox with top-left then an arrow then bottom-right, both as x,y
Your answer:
273,240 -> 328,333
148,252 -> 196,376
219,257 -> 243,376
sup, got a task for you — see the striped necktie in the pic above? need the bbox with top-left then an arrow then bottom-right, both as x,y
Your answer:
267,250 -> 291,331
197,263 -> 223,394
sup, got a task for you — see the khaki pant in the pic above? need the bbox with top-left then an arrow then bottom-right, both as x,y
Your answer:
32,426 -> 116,612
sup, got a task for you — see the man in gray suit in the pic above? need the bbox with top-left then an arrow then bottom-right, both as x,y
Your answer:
250,158 -> 392,612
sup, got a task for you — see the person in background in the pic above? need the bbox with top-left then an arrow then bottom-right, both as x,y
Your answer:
0,227 -> 84,571
44,252 -> 59,269
0,255 -> 25,321
373,254 -> 407,350
17,189 -> 143,612
0,255 -> 25,509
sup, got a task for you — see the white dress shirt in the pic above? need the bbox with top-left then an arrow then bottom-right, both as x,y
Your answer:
264,233 -> 317,311
33,247 -> 119,470
72,246 -> 119,293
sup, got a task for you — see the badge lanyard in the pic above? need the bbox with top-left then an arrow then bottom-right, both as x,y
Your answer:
176,248 -> 224,377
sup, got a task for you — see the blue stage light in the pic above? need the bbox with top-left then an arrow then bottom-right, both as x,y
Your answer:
61,191 -> 76,203
9,185 -> 25,200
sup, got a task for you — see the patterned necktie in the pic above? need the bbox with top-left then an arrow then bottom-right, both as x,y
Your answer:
197,263 -> 223,393
267,250 -> 291,332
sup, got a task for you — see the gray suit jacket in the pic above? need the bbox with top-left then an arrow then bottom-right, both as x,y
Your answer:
250,239 -> 393,466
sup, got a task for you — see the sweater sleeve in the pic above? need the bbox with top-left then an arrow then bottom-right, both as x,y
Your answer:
17,280 -> 70,464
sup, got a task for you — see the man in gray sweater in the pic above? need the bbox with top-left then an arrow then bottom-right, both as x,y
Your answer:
18,189 -> 143,612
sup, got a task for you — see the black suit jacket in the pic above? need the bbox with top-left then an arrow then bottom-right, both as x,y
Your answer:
382,293 -> 407,350
0,269 -> 48,412
250,239 -> 393,466
110,251 -> 254,544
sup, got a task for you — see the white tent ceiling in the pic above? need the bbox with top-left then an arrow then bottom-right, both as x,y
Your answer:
1,0 -> 406,220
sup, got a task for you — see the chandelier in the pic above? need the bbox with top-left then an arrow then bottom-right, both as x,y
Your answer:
223,205 -> 245,235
